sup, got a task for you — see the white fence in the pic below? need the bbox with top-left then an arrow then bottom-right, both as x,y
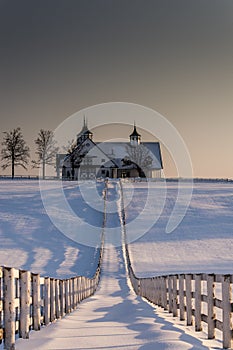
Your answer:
118,180 -> 233,349
0,180 -> 107,350
0,237 -> 104,350
124,241 -> 233,349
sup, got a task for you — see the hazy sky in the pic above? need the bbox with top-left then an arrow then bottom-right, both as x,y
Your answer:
0,0 -> 233,178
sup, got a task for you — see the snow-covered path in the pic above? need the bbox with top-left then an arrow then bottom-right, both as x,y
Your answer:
16,181 -> 210,350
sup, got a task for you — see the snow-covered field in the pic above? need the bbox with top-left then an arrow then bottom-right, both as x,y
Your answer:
123,181 -> 233,277
13,180 -> 222,350
1,179 -> 232,278
1,179 -> 232,349
0,180 -> 104,278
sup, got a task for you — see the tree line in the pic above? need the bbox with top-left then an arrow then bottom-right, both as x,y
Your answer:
0,128 -> 59,179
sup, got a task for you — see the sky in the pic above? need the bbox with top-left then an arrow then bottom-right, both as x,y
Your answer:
0,0 -> 233,178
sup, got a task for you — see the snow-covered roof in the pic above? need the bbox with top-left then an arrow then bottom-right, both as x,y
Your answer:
61,138 -> 163,171
103,158 -> 138,169
97,142 -> 163,169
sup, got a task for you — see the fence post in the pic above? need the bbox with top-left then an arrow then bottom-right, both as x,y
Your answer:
19,270 -> 30,339
163,277 -> 168,310
86,279 -> 90,298
145,279 -> 150,301
195,274 -> 202,331
78,277 -> 82,302
55,279 -> 60,319
146,278 -> 151,302
173,275 -> 178,317
168,276 -> 173,313
158,277 -> 162,306
82,276 -> 86,300
179,274 -> 185,321
86,277 -> 89,299
59,280 -> 64,317
65,279 -> 70,313
90,278 -> 94,296
32,273 -> 41,331
96,267 -> 100,287
80,276 -> 84,301
81,276 -> 85,301
3,267 -> 15,350
76,277 -> 79,306
143,278 -> 146,299
186,274 -> 193,326
207,274 -> 215,339
152,277 -> 160,306
70,278 -> 74,310
139,279 -> 143,298
148,277 -> 152,302
73,277 -> 77,309
89,278 -> 92,297
50,278 -> 55,322
77,277 -> 81,303
222,275 -> 233,349
44,277 -> 50,325
154,278 -> 157,304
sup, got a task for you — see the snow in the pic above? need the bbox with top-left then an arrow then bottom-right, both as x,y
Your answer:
0,180 -> 104,278
16,243 -> 217,350
123,181 -> 233,277
0,179 -> 232,349
16,181 -> 220,349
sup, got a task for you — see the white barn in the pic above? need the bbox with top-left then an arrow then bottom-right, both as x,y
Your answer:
57,120 -> 163,180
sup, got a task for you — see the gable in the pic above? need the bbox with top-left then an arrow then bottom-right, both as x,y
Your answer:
64,138 -> 116,168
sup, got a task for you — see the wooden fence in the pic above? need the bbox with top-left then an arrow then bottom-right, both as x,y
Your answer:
0,180 -> 107,349
127,264 -> 233,349
123,236 -> 233,350
118,180 -> 233,349
0,235 -> 104,350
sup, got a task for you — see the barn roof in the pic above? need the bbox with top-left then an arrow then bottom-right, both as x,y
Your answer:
96,142 -> 163,169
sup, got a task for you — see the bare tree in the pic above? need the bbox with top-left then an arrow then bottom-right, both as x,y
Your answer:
65,140 -> 77,180
65,141 -> 87,180
1,127 -> 30,179
32,129 -> 58,179
62,139 -> 76,155
61,140 -> 88,180
125,144 -> 152,176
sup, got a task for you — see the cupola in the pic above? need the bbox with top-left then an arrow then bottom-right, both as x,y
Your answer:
130,122 -> 141,146
77,116 -> 93,144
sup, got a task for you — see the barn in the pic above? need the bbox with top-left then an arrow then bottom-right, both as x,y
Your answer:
57,119 -> 163,180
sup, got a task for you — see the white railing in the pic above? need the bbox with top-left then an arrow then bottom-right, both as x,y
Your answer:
0,236 -> 104,350
0,184 -> 107,350
127,264 -> 233,349
119,179 -> 233,349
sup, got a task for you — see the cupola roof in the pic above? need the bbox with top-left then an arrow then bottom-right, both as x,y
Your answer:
130,123 -> 141,138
